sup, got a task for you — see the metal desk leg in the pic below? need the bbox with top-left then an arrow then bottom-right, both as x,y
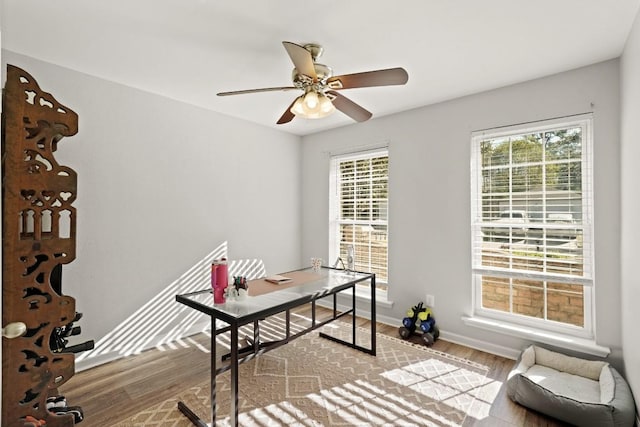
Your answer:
253,320 -> 260,353
370,275 -> 376,356
352,283 -> 357,344
230,322 -> 239,426
176,316 -> 216,427
177,402 -> 208,427
211,316 -> 217,425
318,277 -> 377,356
286,310 -> 290,340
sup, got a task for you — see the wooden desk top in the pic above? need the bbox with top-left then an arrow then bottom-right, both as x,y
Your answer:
248,270 -> 323,296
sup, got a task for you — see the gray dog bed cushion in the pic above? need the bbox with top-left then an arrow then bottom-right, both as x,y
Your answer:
506,345 -> 635,426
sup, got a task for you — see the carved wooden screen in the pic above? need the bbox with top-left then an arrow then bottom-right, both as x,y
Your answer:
2,65 -> 79,427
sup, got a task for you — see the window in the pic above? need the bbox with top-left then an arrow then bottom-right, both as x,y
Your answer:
471,115 -> 594,338
329,149 -> 388,285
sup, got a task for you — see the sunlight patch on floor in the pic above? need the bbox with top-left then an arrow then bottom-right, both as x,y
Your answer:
381,357 -> 502,420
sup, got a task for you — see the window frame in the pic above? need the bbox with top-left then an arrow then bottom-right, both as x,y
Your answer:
470,114 -> 595,339
329,148 -> 389,286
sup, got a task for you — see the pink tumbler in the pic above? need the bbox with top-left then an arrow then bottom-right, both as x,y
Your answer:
212,259 -> 228,304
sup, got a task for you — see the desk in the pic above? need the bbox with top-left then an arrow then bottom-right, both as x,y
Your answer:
175,266 -> 376,426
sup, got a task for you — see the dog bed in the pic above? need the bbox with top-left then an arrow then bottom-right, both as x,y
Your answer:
507,345 -> 635,426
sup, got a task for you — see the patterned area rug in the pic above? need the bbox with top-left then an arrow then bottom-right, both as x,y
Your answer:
119,323 -> 493,426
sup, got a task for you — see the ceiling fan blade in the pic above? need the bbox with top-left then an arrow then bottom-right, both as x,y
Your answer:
282,41 -> 317,81
327,91 -> 372,122
217,86 -> 297,96
277,98 -> 297,124
327,67 -> 408,90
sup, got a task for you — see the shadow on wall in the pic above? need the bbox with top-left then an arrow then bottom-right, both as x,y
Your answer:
75,241 -> 266,370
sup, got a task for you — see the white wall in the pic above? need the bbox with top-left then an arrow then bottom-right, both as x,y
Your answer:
620,8 -> 640,413
302,60 -> 623,367
2,51 -> 303,368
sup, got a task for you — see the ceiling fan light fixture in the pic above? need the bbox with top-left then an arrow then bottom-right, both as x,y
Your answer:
290,95 -> 306,116
303,90 -> 319,110
290,90 -> 335,119
318,92 -> 335,114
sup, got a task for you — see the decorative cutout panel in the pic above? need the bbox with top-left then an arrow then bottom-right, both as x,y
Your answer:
3,65 -> 79,427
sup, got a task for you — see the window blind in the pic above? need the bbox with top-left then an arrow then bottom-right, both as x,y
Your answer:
330,149 -> 389,283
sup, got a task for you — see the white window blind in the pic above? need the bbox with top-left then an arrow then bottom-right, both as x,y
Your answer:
329,149 -> 388,283
470,115 -> 594,337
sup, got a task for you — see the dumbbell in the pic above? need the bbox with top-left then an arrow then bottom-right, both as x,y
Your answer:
422,324 -> 440,347
419,317 -> 436,333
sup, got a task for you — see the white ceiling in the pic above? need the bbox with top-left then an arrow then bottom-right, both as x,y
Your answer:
2,1 -> 639,136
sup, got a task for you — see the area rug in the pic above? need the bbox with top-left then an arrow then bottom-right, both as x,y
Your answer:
119,323 -> 494,426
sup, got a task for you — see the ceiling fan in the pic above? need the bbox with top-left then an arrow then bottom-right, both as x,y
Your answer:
217,41 -> 409,124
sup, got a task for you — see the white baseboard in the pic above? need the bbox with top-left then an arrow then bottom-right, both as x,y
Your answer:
439,329 -> 520,360
75,351 -> 122,372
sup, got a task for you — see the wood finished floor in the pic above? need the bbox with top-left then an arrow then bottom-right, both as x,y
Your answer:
59,305 -> 568,426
